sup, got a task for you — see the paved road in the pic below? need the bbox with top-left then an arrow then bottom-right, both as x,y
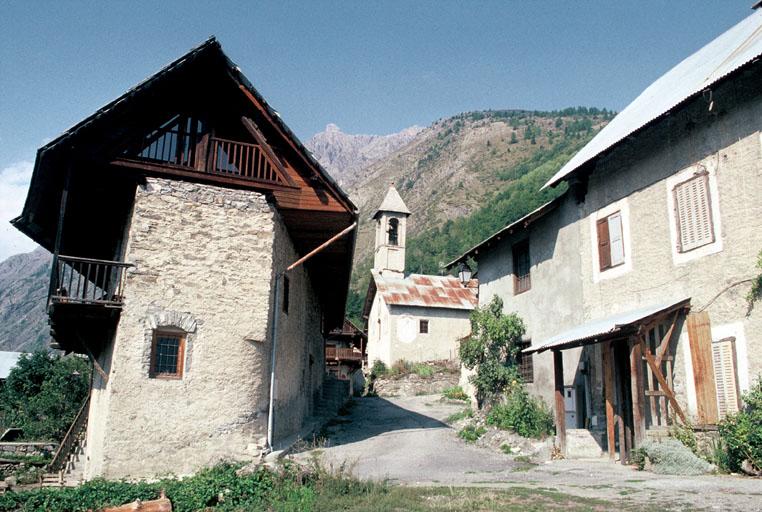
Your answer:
291,394 -> 762,511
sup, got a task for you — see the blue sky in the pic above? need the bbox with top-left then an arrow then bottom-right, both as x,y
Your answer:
0,1 -> 754,259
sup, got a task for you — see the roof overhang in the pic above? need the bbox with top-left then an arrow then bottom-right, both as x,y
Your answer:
445,196 -> 562,269
525,298 -> 691,354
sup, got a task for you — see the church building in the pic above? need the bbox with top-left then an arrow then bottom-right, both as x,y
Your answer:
362,185 -> 477,366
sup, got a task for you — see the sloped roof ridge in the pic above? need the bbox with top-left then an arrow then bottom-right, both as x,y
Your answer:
544,10 -> 762,189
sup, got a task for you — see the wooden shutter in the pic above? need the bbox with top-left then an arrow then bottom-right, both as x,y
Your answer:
674,172 -> 714,253
712,337 -> 740,418
686,312 -> 719,424
608,212 -> 624,266
597,218 -> 611,270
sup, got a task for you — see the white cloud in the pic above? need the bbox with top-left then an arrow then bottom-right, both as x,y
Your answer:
0,161 -> 37,262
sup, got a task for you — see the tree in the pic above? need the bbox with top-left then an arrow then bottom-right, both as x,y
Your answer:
0,351 -> 91,441
459,296 -> 525,407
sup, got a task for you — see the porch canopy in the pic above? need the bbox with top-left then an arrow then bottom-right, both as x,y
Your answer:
528,297 -> 692,463
524,297 -> 691,354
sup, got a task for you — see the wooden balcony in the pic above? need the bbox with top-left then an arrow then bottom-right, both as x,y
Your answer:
48,255 -> 133,354
326,346 -> 364,362
50,255 -> 132,307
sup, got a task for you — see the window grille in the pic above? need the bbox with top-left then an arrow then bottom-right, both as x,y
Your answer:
419,319 -> 429,334
512,240 -> 531,294
518,341 -> 534,383
150,331 -> 185,378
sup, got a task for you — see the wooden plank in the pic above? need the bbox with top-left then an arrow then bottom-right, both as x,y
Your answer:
655,312 -> 678,366
602,341 -> 616,460
645,328 -> 659,427
241,116 -> 296,186
630,339 -> 646,446
638,336 -> 687,424
686,312 -> 719,425
553,350 -> 566,456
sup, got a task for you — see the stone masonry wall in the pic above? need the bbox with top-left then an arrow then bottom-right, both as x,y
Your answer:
84,178 -> 324,480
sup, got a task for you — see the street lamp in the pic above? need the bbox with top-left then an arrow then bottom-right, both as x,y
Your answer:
458,262 -> 472,284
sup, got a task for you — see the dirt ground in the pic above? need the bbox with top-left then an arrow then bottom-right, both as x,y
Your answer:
291,394 -> 762,511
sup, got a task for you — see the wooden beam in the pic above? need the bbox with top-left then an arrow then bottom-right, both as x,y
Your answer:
602,341 -> 616,460
553,350 -> 566,456
48,165 -> 72,301
638,336 -> 687,424
241,116 -> 296,186
655,311 -> 679,367
630,339 -> 646,446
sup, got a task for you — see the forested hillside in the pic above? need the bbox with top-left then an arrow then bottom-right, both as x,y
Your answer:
345,108 -> 610,324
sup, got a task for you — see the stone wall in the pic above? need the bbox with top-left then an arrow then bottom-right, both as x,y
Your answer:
84,178 -> 325,480
0,443 -> 56,458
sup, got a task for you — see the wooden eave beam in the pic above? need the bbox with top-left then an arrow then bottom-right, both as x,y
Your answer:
240,116 -> 296,187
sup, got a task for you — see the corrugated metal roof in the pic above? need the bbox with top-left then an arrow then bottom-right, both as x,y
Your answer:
373,185 -> 410,218
371,270 -> 477,310
445,196 -> 562,269
0,352 -> 24,380
544,10 -> 762,189
525,298 -> 691,354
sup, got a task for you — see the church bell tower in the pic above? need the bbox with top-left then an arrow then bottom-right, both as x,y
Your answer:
373,184 -> 410,277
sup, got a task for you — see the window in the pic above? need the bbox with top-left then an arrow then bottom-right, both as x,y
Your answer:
388,218 -> 399,246
419,319 -> 429,334
596,211 -> 624,271
282,275 -> 290,313
512,239 -> 531,294
712,336 -> 740,418
517,340 -> 534,383
150,330 -> 185,379
674,171 -> 714,253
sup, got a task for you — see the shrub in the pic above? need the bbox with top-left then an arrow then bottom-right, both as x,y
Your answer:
442,386 -> 469,401
718,377 -> 762,473
412,363 -> 434,378
747,249 -> 762,310
458,424 -> 486,443
390,360 -> 412,376
486,382 -> 554,439
669,422 -> 699,456
500,443 -> 513,454
639,439 -> 715,475
459,296 -> 526,407
370,360 -> 388,378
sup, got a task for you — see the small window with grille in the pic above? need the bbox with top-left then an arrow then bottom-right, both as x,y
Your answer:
150,330 -> 185,379
674,171 -> 715,253
512,239 -> 531,294
419,319 -> 429,334
517,340 -> 534,383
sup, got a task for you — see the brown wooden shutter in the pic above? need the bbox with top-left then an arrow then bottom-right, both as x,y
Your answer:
687,312 -> 719,424
597,218 -> 611,270
712,337 -> 740,418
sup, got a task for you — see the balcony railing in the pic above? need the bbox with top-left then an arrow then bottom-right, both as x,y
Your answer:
208,137 -> 283,184
50,255 -> 133,307
326,346 -> 364,361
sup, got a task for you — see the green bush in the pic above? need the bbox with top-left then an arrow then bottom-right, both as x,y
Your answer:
458,424 -> 486,443
370,360 -> 388,378
486,382 -> 554,439
445,408 -> 473,423
718,377 -> 762,473
669,422 -> 699,456
442,386 -> 469,401
412,363 -> 434,378
0,351 -> 91,441
639,439 -> 715,475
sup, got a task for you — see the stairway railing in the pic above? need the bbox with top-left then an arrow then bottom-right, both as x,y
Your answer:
48,395 -> 90,473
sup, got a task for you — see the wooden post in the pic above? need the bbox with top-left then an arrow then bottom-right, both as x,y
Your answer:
602,341 -> 616,460
630,338 -> 646,446
48,164 -> 72,301
553,350 -> 566,456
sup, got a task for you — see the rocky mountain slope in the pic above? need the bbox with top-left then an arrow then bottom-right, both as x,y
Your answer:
306,123 -> 423,186
0,247 -> 51,352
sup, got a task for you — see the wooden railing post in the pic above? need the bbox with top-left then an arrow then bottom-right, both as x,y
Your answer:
553,350 -> 566,456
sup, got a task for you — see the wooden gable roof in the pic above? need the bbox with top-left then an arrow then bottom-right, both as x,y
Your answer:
12,37 -> 357,329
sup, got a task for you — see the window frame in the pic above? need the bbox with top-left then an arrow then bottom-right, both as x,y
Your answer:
149,329 -> 186,380
388,218 -> 399,246
517,340 -> 534,383
512,239 -> 531,295
596,210 -> 625,272
419,319 -> 429,334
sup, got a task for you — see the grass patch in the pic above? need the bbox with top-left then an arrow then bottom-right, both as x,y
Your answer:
500,443 -> 513,454
442,386 -> 469,401
445,408 -> 474,423
458,424 -> 486,443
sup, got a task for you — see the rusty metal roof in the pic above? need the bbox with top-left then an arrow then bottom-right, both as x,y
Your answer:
545,10 -> 762,189
371,270 -> 477,310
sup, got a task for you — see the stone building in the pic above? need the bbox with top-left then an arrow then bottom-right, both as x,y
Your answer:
448,10 -> 762,461
11,38 -> 358,480
364,186 -> 476,366
325,319 -> 367,395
